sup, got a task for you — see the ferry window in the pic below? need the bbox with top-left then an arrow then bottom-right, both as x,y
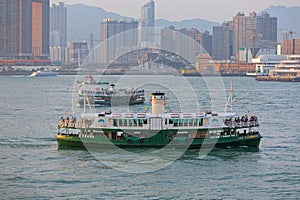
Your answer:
119,119 -> 123,126
179,119 -> 183,126
188,119 -> 193,126
183,119 -> 188,126
113,119 -> 118,126
139,119 -> 143,127
173,119 -> 178,127
193,119 -> 198,126
133,119 -> 138,127
165,119 -> 168,125
124,120 -> 128,127
143,119 -> 147,124
169,119 -> 173,124
129,119 -> 133,126
199,118 -> 203,126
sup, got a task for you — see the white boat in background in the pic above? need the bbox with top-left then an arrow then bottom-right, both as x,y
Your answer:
77,75 -> 145,106
246,55 -> 287,77
256,55 -> 300,82
29,71 -> 58,77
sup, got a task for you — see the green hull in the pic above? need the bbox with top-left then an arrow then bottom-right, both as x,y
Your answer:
56,133 -> 262,149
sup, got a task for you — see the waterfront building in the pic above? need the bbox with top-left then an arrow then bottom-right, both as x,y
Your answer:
0,0 -> 49,60
212,22 -> 233,60
256,12 -> 277,48
100,18 -> 138,64
177,28 -> 201,62
196,31 -> 212,56
161,26 -> 212,63
50,2 -> 67,48
139,0 -> 155,45
232,12 -> 277,61
69,42 -> 89,66
50,2 -> 67,64
161,26 -> 176,53
232,12 -> 257,60
88,31 -> 94,53
282,38 -> 300,55
86,31 -> 95,64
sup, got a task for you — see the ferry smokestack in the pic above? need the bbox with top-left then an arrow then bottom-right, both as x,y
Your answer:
151,92 -> 165,114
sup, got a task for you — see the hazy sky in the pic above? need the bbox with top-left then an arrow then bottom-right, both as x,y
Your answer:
50,0 -> 300,22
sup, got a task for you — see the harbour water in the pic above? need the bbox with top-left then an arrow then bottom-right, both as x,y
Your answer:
1,75 -> 299,199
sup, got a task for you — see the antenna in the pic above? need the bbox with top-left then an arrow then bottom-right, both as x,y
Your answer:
224,79 -> 233,113
82,82 -> 92,113
230,80 -> 233,113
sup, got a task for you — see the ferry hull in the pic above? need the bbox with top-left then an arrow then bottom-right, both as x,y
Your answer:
56,134 -> 262,149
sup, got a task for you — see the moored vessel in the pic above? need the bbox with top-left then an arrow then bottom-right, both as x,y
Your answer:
256,55 -> 300,82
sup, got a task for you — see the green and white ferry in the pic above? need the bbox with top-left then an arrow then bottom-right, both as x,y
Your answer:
56,90 -> 262,149
77,75 -> 145,106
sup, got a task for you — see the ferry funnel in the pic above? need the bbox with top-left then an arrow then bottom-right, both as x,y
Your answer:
151,92 -> 165,114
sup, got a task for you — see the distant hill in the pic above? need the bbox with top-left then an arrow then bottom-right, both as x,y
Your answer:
66,4 -> 124,43
66,4 -> 300,44
261,6 -> 300,41
66,4 -> 219,43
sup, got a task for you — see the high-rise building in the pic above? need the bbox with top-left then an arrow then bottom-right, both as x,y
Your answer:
196,31 -> 212,56
86,31 -> 95,63
0,0 -> 49,60
139,0 -> 155,44
233,12 -> 257,60
69,42 -> 89,66
50,2 -> 67,47
50,2 -> 67,64
88,31 -> 94,52
232,12 -> 277,60
282,38 -> 300,55
42,0 -> 50,58
178,28 -> 201,62
161,25 -> 176,52
256,12 -> 277,48
212,22 -> 233,60
161,26 -> 206,63
100,18 -> 138,64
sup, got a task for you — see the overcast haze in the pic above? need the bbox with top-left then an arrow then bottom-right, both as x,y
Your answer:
50,0 -> 300,22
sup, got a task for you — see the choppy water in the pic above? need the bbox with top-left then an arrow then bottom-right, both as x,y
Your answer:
1,75 -> 299,199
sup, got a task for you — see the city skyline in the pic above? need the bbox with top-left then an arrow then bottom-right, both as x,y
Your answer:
50,0 -> 300,22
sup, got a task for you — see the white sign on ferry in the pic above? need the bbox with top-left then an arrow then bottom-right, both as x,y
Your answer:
209,118 -> 223,128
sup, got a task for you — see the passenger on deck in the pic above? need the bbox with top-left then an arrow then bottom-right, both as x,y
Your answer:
59,117 -> 65,128
241,116 -> 245,122
66,117 -> 69,127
